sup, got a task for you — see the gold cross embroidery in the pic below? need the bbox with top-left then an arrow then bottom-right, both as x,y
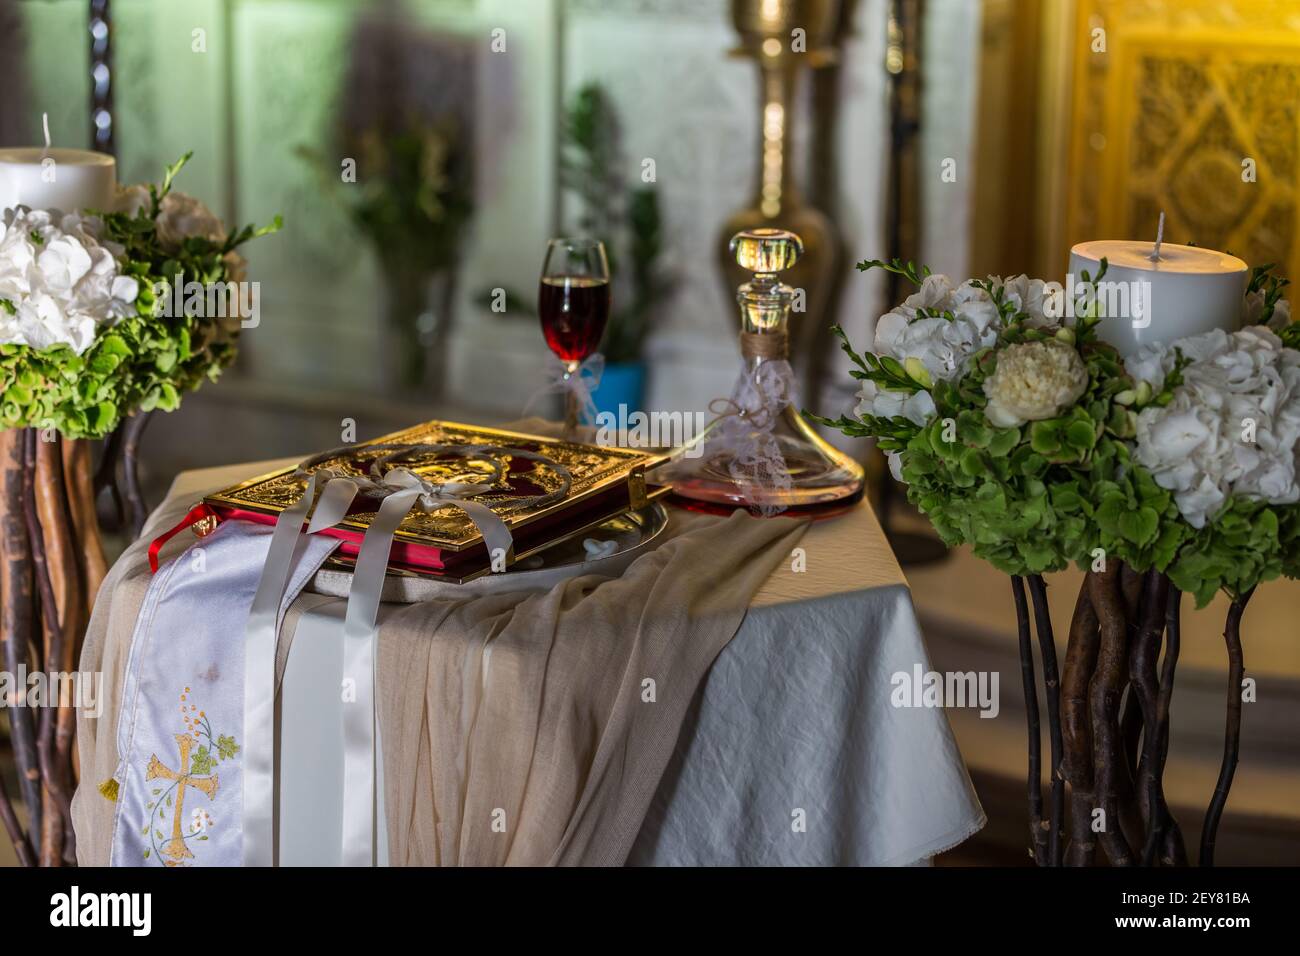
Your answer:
146,733 -> 218,862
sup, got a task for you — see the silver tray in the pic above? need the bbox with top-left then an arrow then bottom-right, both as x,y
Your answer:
306,502 -> 670,604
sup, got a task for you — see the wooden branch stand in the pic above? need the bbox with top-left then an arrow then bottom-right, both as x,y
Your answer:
0,428 -> 106,866
1013,566 -> 1253,867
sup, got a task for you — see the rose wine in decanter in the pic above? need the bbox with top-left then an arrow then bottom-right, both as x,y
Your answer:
664,228 -> 864,515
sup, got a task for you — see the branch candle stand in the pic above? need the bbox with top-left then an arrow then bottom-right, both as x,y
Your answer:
0,138 -> 279,865
1029,233 -> 1255,867
0,146 -> 118,866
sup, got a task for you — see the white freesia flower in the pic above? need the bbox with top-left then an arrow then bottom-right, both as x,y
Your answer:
1127,327 -> 1300,528
999,274 -> 1052,328
854,378 -> 936,426
0,206 -> 138,354
155,191 -> 226,249
1242,288 -> 1292,332
982,340 -> 1089,427
1269,297 -> 1292,331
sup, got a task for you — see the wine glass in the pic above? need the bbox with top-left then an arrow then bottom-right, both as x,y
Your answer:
538,238 -> 611,437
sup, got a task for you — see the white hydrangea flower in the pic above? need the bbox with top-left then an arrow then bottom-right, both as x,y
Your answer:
1126,327 -> 1300,528
855,275 -> 1003,426
983,340 -> 1089,427
0,207 -> 138,354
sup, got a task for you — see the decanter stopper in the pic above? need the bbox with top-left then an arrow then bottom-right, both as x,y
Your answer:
730,227 -> 803,276
730,228 -> 802,335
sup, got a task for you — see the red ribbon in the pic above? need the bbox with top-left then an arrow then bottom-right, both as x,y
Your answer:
148,503 -> 220,573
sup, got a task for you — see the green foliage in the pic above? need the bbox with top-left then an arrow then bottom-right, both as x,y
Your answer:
559,84 -> 667,364
855,257 -> 932,287
0,154 -> 280,439
1167,499 -> 1300,608
1246,262 -> 1290,329
301,125 -> 472,278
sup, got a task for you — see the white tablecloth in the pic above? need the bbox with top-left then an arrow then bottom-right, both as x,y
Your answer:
159,461 -> 984,866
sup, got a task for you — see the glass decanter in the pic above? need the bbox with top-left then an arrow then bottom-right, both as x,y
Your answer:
665,228 -> 864,515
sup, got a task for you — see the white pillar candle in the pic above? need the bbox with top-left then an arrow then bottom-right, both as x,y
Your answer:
0,148 -> 117,218
1067,239 -> 1248,356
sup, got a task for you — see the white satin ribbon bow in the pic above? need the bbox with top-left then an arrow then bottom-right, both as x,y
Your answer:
244,465 -> 516,867
336,467 -> 514,866
524,352 -> 604,425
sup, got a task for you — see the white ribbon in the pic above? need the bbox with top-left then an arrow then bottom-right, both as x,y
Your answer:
340,487 -> 422,867
243,456 -> 523,866
524,352 -> 604,425
242,473 -> 359,867
336,466 -> 519,866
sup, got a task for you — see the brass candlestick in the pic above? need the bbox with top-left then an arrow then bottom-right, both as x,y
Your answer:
718,0 -> 842,391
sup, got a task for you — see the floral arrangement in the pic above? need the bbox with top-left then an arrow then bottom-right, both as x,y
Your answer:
814,254 -> 1298,869
813,258 -> 1300,607
0,153 -> 280,439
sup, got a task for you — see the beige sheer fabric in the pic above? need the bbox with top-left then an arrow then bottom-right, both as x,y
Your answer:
74,461 -> 806,866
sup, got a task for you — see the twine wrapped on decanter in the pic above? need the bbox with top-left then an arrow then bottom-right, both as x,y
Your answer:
665,228 -> 864,515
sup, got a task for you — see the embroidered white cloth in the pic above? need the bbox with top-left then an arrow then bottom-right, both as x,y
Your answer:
107,521 -> 340,866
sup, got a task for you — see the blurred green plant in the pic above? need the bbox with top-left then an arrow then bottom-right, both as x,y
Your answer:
299,120 -> 473,387
485,83 -> 667,365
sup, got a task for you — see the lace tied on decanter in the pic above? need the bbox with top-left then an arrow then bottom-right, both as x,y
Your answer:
702,330 -> 797,517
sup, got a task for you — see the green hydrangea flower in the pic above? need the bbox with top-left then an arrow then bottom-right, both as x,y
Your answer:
0,154 -> 280,439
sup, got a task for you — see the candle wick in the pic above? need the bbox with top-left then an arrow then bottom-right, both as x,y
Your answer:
1149,211 -> 1165,262
41,113 -> 51,158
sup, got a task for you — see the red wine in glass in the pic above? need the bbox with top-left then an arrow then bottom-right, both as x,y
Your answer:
538,238 -> 611,436
538,276 -> 611,363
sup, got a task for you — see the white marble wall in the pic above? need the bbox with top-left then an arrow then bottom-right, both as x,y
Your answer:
15,0 -> 977,446
919,0 -> 982,280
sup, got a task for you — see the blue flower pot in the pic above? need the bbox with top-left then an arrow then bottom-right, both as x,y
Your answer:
591,361 -> 647,421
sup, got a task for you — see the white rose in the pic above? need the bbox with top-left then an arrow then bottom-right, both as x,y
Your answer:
114,184 -> 152,219
155,191 -> 226,249
982,340 -> 1089,427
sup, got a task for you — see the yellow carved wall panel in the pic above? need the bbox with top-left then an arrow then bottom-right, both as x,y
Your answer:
1065,0 -> 1300,281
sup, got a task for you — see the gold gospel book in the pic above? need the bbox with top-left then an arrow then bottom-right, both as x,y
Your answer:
202,419 -> 669,580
